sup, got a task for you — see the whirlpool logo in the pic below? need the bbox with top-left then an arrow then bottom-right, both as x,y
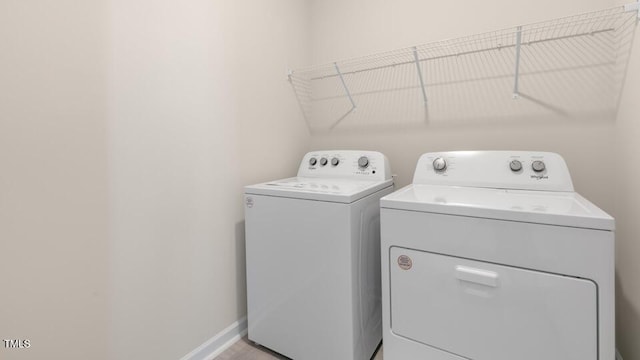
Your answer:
530,175 -> 549,180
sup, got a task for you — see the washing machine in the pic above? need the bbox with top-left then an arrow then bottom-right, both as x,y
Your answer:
380,151 -> 614,360
245,150 -> 393,360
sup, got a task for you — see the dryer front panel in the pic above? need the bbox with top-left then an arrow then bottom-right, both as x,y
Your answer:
389,247 -> 597,360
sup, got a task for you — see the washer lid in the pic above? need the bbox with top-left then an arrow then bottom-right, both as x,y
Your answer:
381,184 -> 614,230
245,177 -> 393,203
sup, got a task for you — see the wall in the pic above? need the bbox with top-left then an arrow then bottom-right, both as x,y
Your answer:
613,1 -> 640,357
1,0 -> 309,359
0,1 -> 109,359
107,0 -> 309,359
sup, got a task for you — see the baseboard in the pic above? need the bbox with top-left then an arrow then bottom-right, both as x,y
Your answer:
180,319 -> 621,360
180,317 -> 248,360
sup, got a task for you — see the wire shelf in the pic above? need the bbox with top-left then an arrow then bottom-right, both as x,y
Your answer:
289,4 -> 638,132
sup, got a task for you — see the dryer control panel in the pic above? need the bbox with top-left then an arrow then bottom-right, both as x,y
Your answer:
413,151 -> 574,192
298,150 -> 392,181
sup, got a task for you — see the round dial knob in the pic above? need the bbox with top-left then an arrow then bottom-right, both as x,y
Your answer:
433,157 -> 447,171
331,157 -> 340,166
509,160 -> 523,172
532,160 -> 546,172
319,157 -> 328,166
358,156 -> 370,169
309,157 -> 317,166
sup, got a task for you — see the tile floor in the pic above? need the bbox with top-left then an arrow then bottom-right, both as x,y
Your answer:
215,337 -> 383,360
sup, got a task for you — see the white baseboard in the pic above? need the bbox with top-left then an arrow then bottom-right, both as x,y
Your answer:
180,320 -> 622,360
180,317 -> 248,360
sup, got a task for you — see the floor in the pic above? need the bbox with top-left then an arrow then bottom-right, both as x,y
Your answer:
215,336 -> 384,360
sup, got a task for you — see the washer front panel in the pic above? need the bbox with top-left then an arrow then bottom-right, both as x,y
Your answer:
390,247 -> 597,360
380,207 -> 615,360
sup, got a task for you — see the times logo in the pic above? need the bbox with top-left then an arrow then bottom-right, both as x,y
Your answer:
3,339 -> 31,349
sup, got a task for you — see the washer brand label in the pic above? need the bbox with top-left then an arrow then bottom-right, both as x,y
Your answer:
530,175 -> 549,180
245,197 -> 254,208
397,255 -> 412,270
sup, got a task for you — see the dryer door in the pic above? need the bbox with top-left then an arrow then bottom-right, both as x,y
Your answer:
389,247 -> 597,360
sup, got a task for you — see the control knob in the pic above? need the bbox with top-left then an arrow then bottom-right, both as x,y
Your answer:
309,157 -> 317,166
433,157 -> 447,171
532,160 -> 546,172
358,156 -> 370,169
319,157 -> 328,166
331,157 -> 340,166
509,160 -> 523,172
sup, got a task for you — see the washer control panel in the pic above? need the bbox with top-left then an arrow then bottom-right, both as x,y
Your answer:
413,151 -> 574,192
298,150 -> 392,181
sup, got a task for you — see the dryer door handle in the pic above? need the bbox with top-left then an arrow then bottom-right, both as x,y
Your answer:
455,265 -> 499,287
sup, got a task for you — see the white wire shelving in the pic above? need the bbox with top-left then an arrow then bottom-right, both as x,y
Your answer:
289,3 -> 639,132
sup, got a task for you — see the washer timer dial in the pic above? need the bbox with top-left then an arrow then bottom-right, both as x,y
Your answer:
358,156 -> 370,169
532,160 -> 546,172
510,160 -> 523,172
433,157 -> 447,172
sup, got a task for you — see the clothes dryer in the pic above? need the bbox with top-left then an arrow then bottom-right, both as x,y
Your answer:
380,151 -> 614,360
245,150 -> 393,360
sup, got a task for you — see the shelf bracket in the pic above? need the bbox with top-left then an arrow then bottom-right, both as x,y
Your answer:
334,62 -> 356,110
513,26 -> 522,99
412,47 -> 428,104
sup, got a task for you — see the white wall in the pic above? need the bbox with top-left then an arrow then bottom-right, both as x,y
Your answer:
1,0 -> 308,359
310,0 -> 613,62
613,2 -> 640,357
0,1 -> 109,359
107,0 -> 309,359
